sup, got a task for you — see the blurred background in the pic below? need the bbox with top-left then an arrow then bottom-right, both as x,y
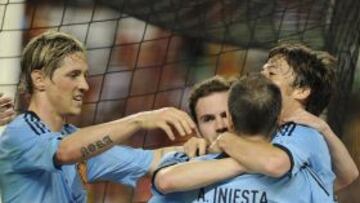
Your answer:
0,0 -> 359,202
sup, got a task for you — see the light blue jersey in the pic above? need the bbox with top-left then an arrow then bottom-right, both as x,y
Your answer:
149,122 -> 335,203
0,111 -> 153,203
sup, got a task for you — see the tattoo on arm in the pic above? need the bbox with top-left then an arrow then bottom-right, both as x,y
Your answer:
80,135 -> 114,159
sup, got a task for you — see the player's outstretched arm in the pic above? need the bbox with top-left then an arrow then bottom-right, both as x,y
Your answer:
154,158 -> 245,194
55,107 -> 197,166
282,109 -> 359,191
213,133 -> 291,178
0,93 -> 16,126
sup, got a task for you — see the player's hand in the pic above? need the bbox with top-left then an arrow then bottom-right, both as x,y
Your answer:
208,132 -> 226,153
208,132 -> 239,153
281,108 -> 328,133
136,107 -> 199,140
183,137 -> 208,158
0,93 -> 16,126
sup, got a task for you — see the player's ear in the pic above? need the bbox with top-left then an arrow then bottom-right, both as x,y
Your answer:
292,86 -> 311,102
226,109 -> 234,130
31,70 -> 46,92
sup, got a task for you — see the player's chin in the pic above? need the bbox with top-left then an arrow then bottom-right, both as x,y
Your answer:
68,107 -> 82,116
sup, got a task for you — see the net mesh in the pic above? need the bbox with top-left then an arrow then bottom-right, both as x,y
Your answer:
100,0 -> 332,48
1,0 -> 360,202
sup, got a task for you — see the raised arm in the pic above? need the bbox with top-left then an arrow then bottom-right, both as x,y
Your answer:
282,109 -> 359,191
56,107 -> 197,165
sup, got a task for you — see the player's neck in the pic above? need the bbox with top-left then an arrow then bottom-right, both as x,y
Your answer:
28,94 -> 65,132
280,101 -> 304,121
242,134 -> 269,142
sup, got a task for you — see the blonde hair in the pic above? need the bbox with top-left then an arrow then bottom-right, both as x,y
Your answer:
19,31 -> 86,94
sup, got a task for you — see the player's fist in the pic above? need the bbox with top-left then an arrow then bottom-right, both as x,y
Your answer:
183,137 -> 208,158
0,93 -> 16,126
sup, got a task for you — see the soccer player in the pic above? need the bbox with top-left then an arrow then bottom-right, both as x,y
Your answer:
0,31 -> 197,203
150,73 -> 284,202
150,44 -> 358,202
215,44 -> 358,191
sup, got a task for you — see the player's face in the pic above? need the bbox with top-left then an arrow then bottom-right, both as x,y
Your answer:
45,52 -> 89,117
261,55 -> 297,108
195,91 -> 230,143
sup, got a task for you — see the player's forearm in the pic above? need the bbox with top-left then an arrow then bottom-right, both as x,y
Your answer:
56,115 -> 142,165
155,158 -> 244,194
321,126 -> 359,191
218,134 -> 290,177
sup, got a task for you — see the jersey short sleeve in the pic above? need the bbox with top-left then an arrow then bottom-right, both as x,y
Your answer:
151,151 -> 190,195
157,151 -> 190,169
0,118 -> 62,173
87,145 -> 153,187
272,122 -> 325,176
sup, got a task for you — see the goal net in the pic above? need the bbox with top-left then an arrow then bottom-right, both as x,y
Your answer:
0,0 -> 359,202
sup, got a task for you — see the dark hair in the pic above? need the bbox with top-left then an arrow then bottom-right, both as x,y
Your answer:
228,73 -> 282,137
189,76 -> 231,122
268,43 -> 336,116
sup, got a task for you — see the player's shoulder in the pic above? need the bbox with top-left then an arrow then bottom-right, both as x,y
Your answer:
5,113 -> 33,134
164,151 -> 189,160
276,122 -> 321,138
1,112 -> 50,143
160,151 -> 190,165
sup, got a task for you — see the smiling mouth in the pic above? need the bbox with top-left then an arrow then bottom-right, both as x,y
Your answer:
73,96 -> 83,102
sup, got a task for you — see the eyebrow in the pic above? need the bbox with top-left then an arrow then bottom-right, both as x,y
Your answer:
67,68 -> 88,74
